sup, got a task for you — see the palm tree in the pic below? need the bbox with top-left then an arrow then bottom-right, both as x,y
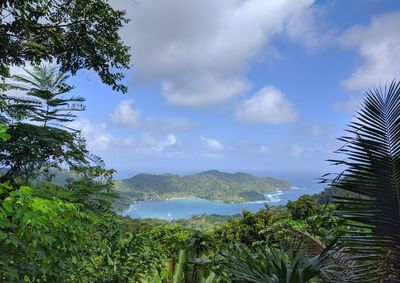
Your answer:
326,81 -> 400,281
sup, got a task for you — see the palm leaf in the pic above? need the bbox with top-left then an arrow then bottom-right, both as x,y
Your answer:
215,239 -> 340,283
326,81 -> 400,281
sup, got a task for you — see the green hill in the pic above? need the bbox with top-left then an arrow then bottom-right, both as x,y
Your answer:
114,170 -> 291,210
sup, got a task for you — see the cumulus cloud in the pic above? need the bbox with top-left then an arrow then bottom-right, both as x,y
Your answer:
150,134 -> 177,153
113,0 -> 321,107
69,118 -> 114,150
108,100 -> 195,132
109,99 -> 140,127
201,136 -> 224,151
341,12 -> 400,90
235,86 -> 298,124
123,133 -> 180,155
69,118 -> 179,156
161,76 -> 249,107
285,3 -> 332,50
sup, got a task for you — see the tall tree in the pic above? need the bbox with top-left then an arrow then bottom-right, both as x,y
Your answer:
0,66 -> 86,183
326,81 -> 400,281
0,0 -> 130,92
4,65 -> 85,126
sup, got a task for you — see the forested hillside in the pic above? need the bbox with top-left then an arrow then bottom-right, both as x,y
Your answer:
115,170 -> 290,206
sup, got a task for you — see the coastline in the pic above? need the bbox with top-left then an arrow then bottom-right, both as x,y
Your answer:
120,186 -> 293,212
121,186 -> 304,220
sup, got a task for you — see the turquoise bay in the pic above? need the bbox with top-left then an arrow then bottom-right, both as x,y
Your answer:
122,181 -> 325,220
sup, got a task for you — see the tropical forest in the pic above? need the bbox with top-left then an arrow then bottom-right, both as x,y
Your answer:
0,1 -> 399,282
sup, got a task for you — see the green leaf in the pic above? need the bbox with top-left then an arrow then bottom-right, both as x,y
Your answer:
0,123 -> 11,141
28,41 -> 48,52
325,80 -> 400,281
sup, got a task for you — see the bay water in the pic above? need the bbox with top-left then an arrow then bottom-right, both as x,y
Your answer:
122,171 -> 326,220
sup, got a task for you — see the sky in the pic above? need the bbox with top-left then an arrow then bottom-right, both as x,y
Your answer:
61,0 -> 400,178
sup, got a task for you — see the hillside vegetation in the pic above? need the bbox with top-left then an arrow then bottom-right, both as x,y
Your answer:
114,170 -> 291,209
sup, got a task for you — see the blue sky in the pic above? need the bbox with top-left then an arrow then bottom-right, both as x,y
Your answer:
64,0 -> 400,178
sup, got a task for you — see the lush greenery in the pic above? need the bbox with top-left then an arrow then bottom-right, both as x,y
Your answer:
0,73 -> 399,283
0,184 -> 166,282
0,0 -> 130,92
322,81 -> 400,281
0,66 -> 86,184
1,1 -> 400,282
121,193 -> 344,282
115,170 -> 291,210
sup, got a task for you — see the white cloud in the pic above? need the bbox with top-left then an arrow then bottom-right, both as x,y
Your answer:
108,100 -> 195,132
201,136 -> 224,151
113,0 -> 321,107
109,99 -> 140,127
235,86 -> 298,124
341,12 -> 400,90
151,134 -> 177,153
69,118 -> 179,156
105,98 -> 191,155
69,118 -> 113,150
285,3 -> 332,50
161,76 -> 249,107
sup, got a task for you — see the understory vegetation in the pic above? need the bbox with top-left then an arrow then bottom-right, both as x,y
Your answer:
1,1 -> 400,282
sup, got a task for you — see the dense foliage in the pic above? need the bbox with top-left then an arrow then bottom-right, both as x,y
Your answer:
118,193 -> 343,282
0,0 -> 130,92
215,243 -> 338,283
0,184 -> 166,282
0,66 -> 86,184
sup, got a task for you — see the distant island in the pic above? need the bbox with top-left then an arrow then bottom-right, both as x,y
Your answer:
113,170 -> 291,211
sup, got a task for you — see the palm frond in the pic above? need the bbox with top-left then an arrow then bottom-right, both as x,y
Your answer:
215,240 -> 340,283
326,81 -> 400,281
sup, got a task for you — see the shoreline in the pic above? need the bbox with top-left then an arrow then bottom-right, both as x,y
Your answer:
121,186 -> 294,210
119,186 -> 325,220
